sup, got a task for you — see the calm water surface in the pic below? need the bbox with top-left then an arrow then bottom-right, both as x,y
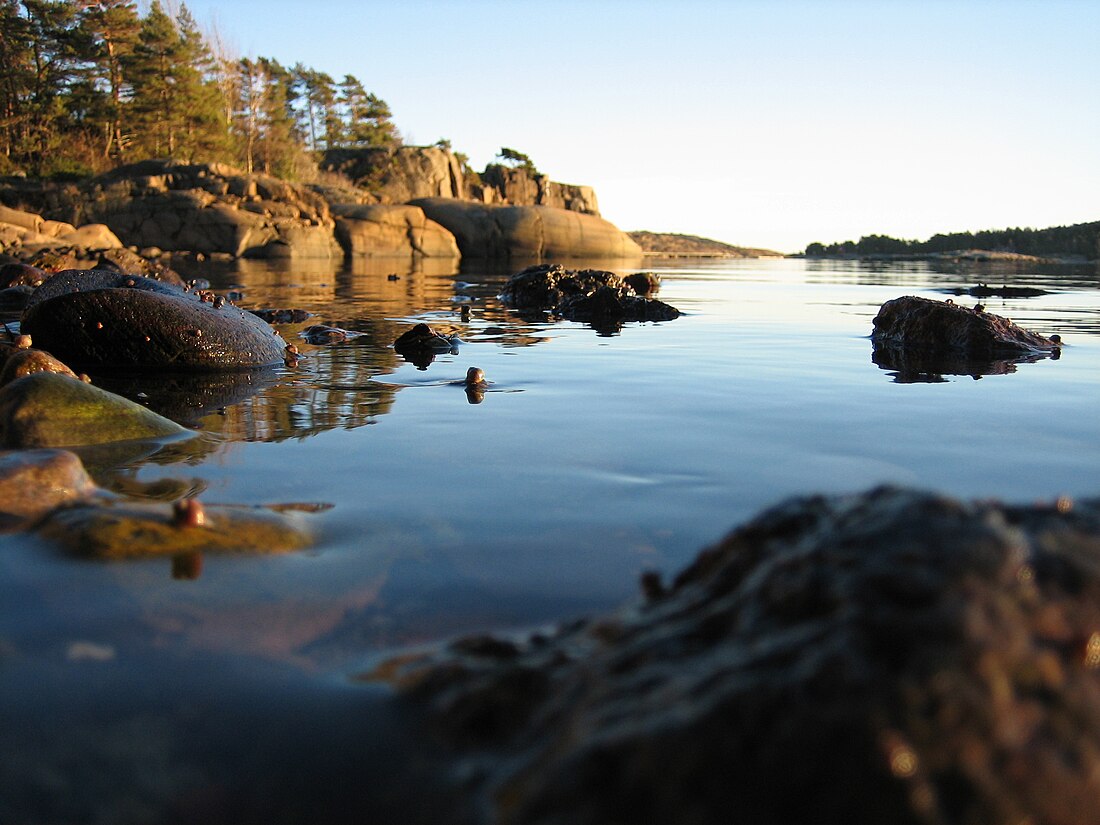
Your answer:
3,257 -> 1099,678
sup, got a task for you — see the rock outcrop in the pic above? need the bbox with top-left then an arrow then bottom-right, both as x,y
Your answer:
382,486 -> 1100,825
471,164 -> 599,215
62,160 -> 341,259
331,203 -> 459,259
411,199 -> 642,260
322,146 -> 467,203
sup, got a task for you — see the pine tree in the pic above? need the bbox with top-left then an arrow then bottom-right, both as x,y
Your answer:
338,74 -> 397,148
77,0 -> 140,161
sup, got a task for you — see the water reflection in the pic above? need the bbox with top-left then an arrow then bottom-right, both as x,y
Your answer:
871,341 -> 1059,384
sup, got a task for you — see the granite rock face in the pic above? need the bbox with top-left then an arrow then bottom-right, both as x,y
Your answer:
411,199 -> 642,260
62,160 -> 341,259
385,486 -> 1100,825
331,203 -> 459,259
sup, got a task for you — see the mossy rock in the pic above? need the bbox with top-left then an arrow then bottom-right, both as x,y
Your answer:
0,372 -> 188,448
36,500 -> 315,559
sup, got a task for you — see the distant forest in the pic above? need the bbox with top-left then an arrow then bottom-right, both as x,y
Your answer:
0,0 -> 406,180
804,221 -> 1100,260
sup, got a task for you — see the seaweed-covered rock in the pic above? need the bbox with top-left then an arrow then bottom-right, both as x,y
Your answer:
382,486 -> 1100,825
498,263 -> 623,309
0,448 -> 97,525
393,322 -> 459,368
0,372 -> 188,448
21,271 -> 287,371
871,295 -> 1060,358
557,285 -> 680,324
499,264 -> 679,329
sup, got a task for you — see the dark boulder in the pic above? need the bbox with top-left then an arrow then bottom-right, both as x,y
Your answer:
393,322 -> 458,369
248,307 -> 313,324
0,262 -> 48,289
499,264 -> 680,331
557,284 -> 680,325
871,295 -> 1060,358
21,271 -> 287,372
381,486 -> 1100,825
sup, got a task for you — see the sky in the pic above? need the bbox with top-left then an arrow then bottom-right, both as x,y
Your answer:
177,0 -> 1100,254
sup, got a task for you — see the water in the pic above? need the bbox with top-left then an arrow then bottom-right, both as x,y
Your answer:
2,256 -> 1099,677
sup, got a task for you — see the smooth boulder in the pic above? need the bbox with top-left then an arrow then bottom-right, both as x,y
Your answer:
21,271 -> 287,371
0,372 -> 188,448
410,198 -> 642,260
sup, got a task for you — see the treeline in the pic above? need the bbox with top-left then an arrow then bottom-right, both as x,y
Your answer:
0,0 -> 399,180
804,221 -> 1100,260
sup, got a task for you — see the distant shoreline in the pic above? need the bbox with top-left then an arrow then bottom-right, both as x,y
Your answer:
798,249 -> 1096,265
628,231 -> 784,259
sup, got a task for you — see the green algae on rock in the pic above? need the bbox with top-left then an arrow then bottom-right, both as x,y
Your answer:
0,448 -> 97,526
0,372 -> 188,448
36,499 -> 315,559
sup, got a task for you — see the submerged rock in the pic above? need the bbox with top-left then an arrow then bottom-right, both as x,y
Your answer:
0,372 -> 188,448
0,448 -> 97,526
557,284 -> 680,325
21,270 -> 287,371
393,322 -> 459,368
249,307 -> 313,324
381,486 -> 1100,825
871,295 -> 1060,358
302,324 -> 359,345
35,498 -> 315,559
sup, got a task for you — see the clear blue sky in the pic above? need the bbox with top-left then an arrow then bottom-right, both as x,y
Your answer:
177,0 -> 1099,253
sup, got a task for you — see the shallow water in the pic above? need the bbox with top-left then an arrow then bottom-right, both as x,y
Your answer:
2,257 -> 1099,685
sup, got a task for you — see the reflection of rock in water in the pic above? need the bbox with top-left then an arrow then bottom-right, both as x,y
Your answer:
380,487 -> 1100,825
92,367 -> 282,425
871,342 -> 1055,383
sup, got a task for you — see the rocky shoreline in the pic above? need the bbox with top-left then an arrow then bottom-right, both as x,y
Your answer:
0,152 -> 644,266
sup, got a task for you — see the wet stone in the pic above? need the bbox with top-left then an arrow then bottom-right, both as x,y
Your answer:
0,448 -> 97,526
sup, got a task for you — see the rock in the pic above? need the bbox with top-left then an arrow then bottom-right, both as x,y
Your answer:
21,271 -> 288,371
0,348 -> 79,385
499,263 -> 623,309
0,372 -> 188,448
248,308 -> 312,324
56,223 -> 122,250
35,498 -> 315,559
410,199 -> 642,260
301,324 -> 358,345
0,284 -> 33,311
871,344 -> 1055,383
96,247 -> 186,286
474,164 -> 600,215
321,145 -> 468,202
394,322 -> 458,369
871,295 -> 1060,358
382,486 -> 1100,825
0,204 -> 45,234
623,271 -> 660,296
557,285 -> 680,327
332,204 -> 459,259
0,448 -> 97,525
75,160 -> 341,258
0,262 -> 48,289
499,264 -> 680,330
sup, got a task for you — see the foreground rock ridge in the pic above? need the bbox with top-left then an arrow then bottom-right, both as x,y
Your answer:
382,486 -> 1100,825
